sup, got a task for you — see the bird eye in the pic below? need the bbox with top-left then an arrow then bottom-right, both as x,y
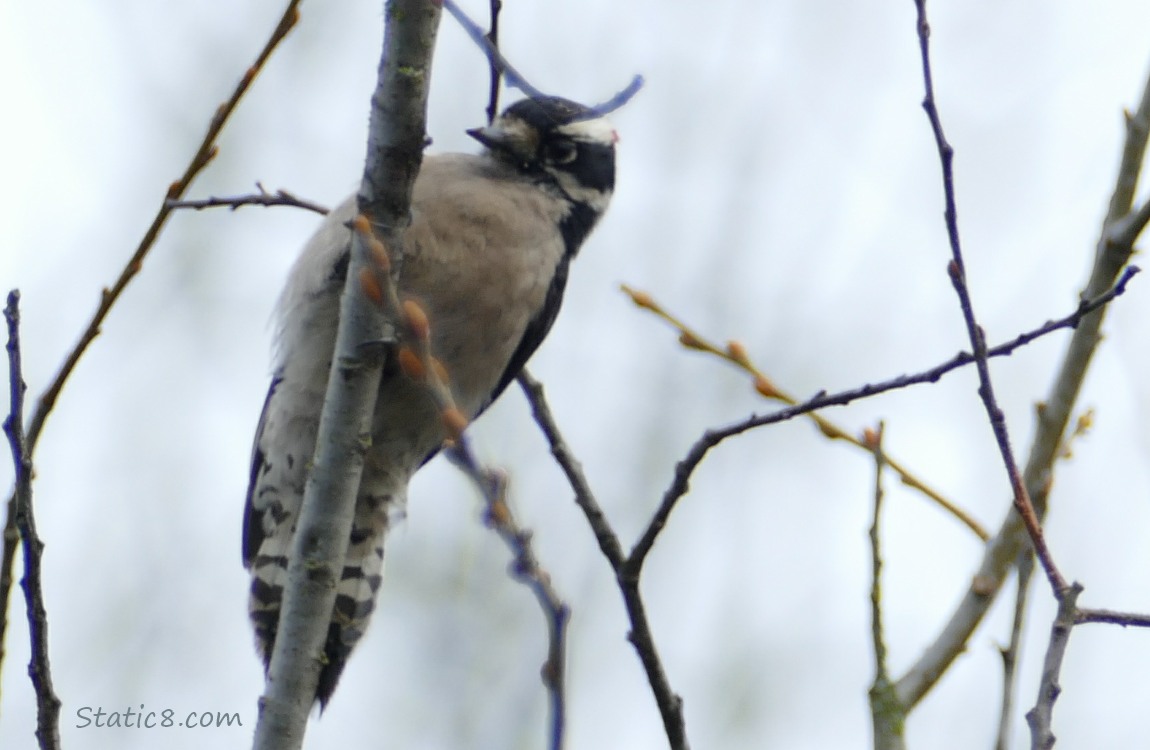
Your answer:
544,140 -> 578,165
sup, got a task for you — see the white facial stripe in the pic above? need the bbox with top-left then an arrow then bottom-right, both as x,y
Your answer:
551,170 -> 613,213
557,116 -> 618,145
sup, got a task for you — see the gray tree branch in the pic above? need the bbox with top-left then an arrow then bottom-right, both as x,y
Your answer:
250,2 -> 442,748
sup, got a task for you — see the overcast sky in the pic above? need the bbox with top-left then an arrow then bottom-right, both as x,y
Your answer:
3,1 -> 1150,749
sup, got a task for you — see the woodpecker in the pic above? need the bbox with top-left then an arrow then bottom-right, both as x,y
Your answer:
243,96 -> 618,706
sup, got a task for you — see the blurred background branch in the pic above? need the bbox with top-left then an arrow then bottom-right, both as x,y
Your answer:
4,293 -> 61,750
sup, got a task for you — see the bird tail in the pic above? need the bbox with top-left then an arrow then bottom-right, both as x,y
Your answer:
247,495 -> 394,709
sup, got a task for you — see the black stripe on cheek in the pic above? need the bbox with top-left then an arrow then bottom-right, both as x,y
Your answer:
571,142 -> 616,194
558,201 -> 601,255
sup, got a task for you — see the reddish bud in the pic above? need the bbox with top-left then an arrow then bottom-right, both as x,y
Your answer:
397,346 -> 425,380
430,356 -> 450,384
753,375 -> 779,399
726,340 -> 749,364
623,286 -> 656,310
359,267 -> 382,305
441,406 -> 469,439
403,299 -> 430,340
369,237 -> 390,274
678,331 -> 706,351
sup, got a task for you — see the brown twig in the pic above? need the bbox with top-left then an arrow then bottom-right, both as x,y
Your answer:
622,267 -> 1138,566
895,8 -> 1150,718
916,0 -> 1067,594
371,237 -> 571,750
517,372 -> 690,750
517,372 -> 625,569
166,182 -> 329,215
621,284 -> 986,540
4,292 -> 62,750
0,0 -> 302,715
446,438 -> 570,750
22,2 -> 299,459
625,269 -> 1138,544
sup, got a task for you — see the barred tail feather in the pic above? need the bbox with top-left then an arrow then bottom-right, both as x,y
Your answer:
316,530 -> 387,706
247,500 -> 392,708
248,521 -> 293,670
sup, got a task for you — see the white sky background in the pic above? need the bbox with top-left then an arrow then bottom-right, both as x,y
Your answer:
2,1 -> 1150,748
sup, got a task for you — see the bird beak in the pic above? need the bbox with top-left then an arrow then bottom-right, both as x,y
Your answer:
465,124 -> 513,151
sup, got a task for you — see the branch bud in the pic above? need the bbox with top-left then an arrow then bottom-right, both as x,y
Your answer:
397,346 -> 425,380
753,374 -> 779,399
358,267 -> 383,306
441,406 -> 469,440
403,299 -> 430,341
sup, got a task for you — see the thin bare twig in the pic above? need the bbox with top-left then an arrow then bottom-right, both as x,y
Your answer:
22,3 -> 299,459
483,0 -> 503,125
621,266 -> 1137,545
375,266 -> 571,748
1074,607 -> 1150,627
446,439 -> 569,750
4,292 -> 61,750
624,268 -> 1138,570
895,15 -> 1150,716
916,0 -> 1067,594
622,284 -> 985,541
1026,583 -> 1082,750
865,425 -> 906,750
996,555 -> 1034,750
166,182 -> 328,215
0,0 -> 302,713
517,372 -> 626,569
517,372 -> 689,750
441,0 -> 642,117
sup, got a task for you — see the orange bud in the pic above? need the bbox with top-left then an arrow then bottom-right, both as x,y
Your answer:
678,331 -> 706,351
441,406 -> 468,439
726,340 -> 749,364
861,427 -> 881,450
369,237 -> 390,274
403,299 -> 430,340
429,356 -> 450,384
816,418 -> 844,439
166,181 -> 182,199
358,267 -> 382,305
753,375 -> 779,399
622,285 -> 656,310
352,214 -> 372,236
397,346 -> 425,380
